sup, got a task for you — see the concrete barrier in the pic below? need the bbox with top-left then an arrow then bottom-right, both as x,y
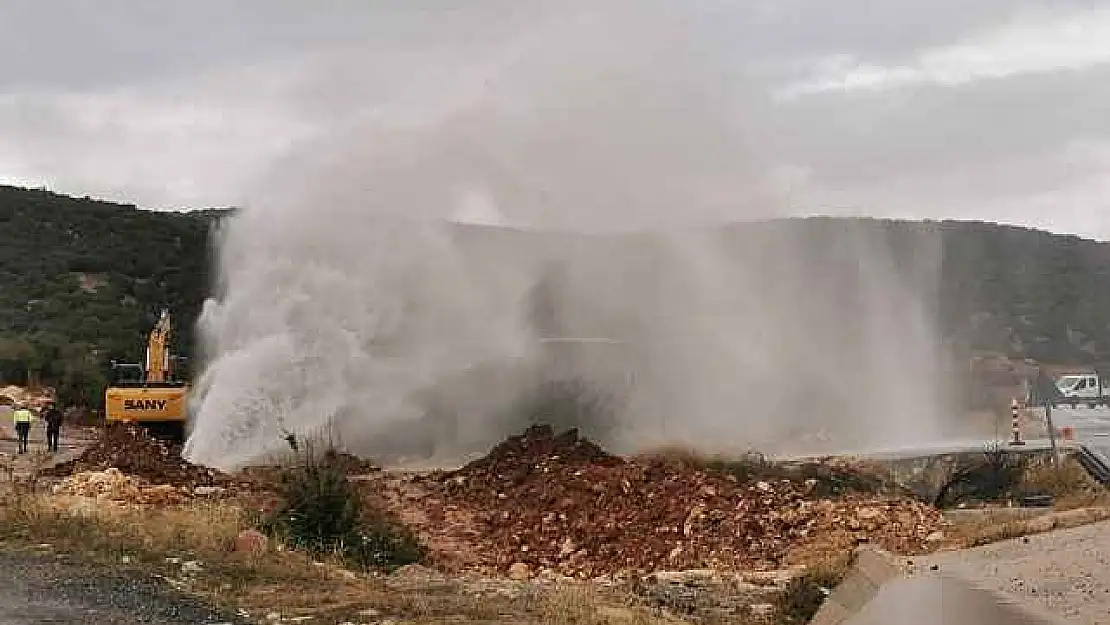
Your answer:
809,547 -> 904,625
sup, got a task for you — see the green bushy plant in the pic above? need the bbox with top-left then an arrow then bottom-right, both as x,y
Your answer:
260,440 -> 424,571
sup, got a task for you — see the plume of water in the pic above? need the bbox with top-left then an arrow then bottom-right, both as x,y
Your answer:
184,1 -> 957,470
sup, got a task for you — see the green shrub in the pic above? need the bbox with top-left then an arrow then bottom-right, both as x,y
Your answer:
343,508 -> 426,570
260,443 -> 424,571
273,462 -> 361,553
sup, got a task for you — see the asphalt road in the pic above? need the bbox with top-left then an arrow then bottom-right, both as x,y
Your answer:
1044,405 -> 1110,439
0,550 -> 244,625
827,406 -> 1110,463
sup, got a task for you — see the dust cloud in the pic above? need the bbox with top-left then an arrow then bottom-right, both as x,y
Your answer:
183,1 -> 957,470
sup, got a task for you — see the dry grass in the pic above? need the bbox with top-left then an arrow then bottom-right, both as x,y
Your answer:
924,453 -> 1110,549
0,493 -> 327,608
947,506 -> 1110,548
1,494 -> 242,554
531,586 -> 693,625
0,492 -> 691,625
1018,455 -> 1110,509
772,553 -> 852,625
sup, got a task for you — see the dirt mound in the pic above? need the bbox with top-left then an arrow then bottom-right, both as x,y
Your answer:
0,385 -> 54,409
52,468 -> 189,505
640,449 -> 905,498
320,449 -> 380,475
793,456 -> 904,496
418,426 -> 946,578
236,449 -> 379,492
41,424 -> 225,487
451,424 -> 621,479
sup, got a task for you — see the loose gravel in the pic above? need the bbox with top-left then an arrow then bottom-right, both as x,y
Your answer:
0,550 -> 247,625
921,519 -> 1110,624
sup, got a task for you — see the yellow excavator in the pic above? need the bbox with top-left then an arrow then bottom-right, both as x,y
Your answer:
103,309 -> 190,443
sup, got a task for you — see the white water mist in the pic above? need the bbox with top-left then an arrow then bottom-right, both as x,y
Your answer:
184,1 -> 956,470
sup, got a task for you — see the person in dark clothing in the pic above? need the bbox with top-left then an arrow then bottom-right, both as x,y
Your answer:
42,403 -> 63,453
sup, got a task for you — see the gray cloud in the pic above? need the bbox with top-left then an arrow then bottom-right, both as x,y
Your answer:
774,63 -> 1110,187
2,0 -> 1110,237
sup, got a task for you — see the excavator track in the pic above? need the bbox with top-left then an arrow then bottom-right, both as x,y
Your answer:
135,421 -> 186,446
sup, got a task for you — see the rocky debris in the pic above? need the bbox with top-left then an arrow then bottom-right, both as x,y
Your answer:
0,385 -> 54,409
454,424 -> 621,477
785,457 -> 906,498
366,473 -> 498,573
40,424 -> 226,487
642,448 -> 905,499
192,485 -> 228,497
414,425 -> 947,578
635,568 -> 789,619
236,449 -> 378,492
385,564 -> 458,593
319,448 -> 380,475
234,529 -> 269,554
508,562 -> 532,581
52,468 -> 188,505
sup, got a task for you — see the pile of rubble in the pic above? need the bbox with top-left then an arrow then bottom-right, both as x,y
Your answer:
52,468 -> 188,505
41,424 -> 226,487
782,456 -> 906,498
418,425 -> 946,578
0,385 -> 54,410
237,448 -> 379,493
318,448 -> 380,475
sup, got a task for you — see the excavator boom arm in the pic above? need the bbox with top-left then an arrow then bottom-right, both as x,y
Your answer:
145,309 -> 172,383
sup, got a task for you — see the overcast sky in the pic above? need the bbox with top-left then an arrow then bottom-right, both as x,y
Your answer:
2,1 -> 1110,237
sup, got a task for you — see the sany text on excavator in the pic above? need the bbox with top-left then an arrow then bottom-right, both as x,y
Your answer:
103,309 -> 190,443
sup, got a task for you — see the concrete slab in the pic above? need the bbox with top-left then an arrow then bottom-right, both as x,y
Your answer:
812,545 -> 1069,625
845,574 -> 1071,625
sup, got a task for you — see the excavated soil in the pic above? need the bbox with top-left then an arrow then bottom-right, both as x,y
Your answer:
318,448 -> 380,475
237,448 -> 379,493
375,425 -> 948,578
52,468 -> 191,505
40,424 -> 227,488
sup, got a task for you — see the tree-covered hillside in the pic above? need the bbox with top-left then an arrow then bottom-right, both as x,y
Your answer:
761,216 -> 1110,364
0,185 -> 222,405
2,183 -> 1109,409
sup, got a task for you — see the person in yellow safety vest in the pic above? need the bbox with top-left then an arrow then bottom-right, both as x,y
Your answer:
12,404 -> 32,454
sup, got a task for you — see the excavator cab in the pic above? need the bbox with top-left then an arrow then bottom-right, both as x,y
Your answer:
109,362 -> 145,385
103,309 -> 190,443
